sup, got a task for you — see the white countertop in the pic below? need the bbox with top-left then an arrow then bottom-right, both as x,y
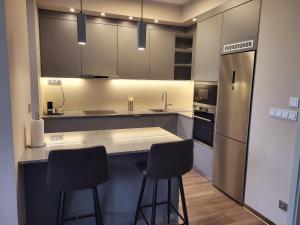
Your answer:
19,127 -> 183,165
42,108 -> 193,119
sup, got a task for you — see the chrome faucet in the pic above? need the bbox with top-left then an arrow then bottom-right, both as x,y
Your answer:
161,90 -> 172,110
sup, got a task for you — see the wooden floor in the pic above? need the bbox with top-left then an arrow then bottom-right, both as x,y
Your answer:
179,170 -> 266,225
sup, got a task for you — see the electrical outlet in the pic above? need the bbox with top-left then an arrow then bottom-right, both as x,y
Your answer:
48,79 -> 62,85
279,200 -> 288,212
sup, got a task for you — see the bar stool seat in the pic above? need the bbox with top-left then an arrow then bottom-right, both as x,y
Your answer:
47,146 -> 109,225
133,139 -> 194,225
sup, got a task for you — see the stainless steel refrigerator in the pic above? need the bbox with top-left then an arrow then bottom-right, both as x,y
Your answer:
213,51 -> 255,204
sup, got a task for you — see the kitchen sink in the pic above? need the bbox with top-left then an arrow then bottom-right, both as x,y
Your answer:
149,109 -> 167,113
84,110 -> 117,115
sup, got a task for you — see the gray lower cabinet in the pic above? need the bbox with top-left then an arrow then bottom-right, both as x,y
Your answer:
44,117 -> 121,133
82,23 -> 118,77
193,141 -> 213,181
222,0 -> 261,44
39,16 -> 81,77
149,30 -> 175,80
120,115 -> 153,128
177,115 -> 193,139
44,114 -> 179,134
193,14 -> 223,81
153,115 -> 177,134
117,26 -> 150,79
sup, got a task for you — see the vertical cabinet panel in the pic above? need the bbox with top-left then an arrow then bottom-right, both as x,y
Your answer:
117,26 -> 150,79
39,17 -> 81,77
82,23 -> 118,76
153,115 -> 177,134
194,141 -> 213,181
193,14 -> 223,81
149,30 -> 175,80
222,0 -> 261,44
120,116 -> 153,128
44,117 -> 121,133
177,115 -> 193,139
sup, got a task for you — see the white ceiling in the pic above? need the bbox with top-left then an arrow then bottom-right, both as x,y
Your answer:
151,0 -> 192,5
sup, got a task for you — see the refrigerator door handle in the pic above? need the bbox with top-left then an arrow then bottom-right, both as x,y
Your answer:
232,71 -> 236,90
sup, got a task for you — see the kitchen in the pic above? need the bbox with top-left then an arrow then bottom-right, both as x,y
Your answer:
1,0 -> 300,225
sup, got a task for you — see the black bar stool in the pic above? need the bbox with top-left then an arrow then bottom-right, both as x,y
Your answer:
47,146 -> 109,225
133,139 -> 194,225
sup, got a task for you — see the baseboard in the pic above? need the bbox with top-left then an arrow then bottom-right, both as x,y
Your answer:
244,204 -> 276,225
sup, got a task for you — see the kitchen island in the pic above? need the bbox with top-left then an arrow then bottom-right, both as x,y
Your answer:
20,127 -> 182,225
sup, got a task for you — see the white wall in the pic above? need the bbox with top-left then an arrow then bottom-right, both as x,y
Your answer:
245,0 -> 300,224
0,0 -> 19,224
40,78 -> 194,113
4,0 -> 33,224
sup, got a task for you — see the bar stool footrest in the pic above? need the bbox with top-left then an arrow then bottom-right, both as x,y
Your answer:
63,213 -> 95,222
140,201 -> 186,225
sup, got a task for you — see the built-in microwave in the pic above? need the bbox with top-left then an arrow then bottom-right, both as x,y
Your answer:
194,81 -> 218,109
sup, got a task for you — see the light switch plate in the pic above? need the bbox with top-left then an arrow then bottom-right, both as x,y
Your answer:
289,97 -> 299,108
288,111 -> 298,121
275,110 -> 282,118
270,108 -> 276,117
282,110 -> 289,119
48,79 -> 62,85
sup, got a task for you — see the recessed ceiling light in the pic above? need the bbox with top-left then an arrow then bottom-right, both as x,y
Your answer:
70,8 -> 75,13
192,18 -> 197,22
154,19 -> 159,23
129,16 -> 133,20
101,12 -> 106,16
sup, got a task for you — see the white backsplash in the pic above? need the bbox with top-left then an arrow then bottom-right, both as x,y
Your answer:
40,78 -> 194,113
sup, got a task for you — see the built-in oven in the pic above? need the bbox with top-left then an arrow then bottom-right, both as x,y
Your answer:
193,108 -> 215,147
193,81 -> 218,147
194,81 -> 218,110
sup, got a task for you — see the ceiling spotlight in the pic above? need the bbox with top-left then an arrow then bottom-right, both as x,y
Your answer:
129,16 -> 133,20
101,12 -> 106,16
192,17 -> 197,22
154,19 -> 159,23
70,8 -> 75,13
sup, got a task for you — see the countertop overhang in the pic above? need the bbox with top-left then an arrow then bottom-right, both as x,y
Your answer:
42,109 -> 193,119
19,127 -> 183,165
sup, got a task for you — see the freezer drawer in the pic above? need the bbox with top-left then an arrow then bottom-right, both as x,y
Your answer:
216,51 -> 255,143
212,134 -> 247,204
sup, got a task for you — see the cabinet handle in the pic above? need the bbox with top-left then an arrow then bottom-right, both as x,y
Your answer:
232,71 -> 236,90
194,116 -> 212,122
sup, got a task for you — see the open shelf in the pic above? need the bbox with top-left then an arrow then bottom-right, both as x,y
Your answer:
174,64 -> 192,67
174,34 -> 193,80
175,48 -> 193,53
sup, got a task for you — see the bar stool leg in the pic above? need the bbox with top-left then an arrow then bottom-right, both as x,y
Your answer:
134,177 -> 147,225
151,179 -> 158,225
56,191 -> 66,225
92,187 -> 103,225
167,179 -> 171,224
178,177 -> 189,225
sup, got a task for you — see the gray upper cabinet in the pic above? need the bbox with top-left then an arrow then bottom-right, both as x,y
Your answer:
40,17 -> 81,77
193,14 -> 223,81
82,23 -> 118,77
118,26 -> 150,79
222,0 -> 261,44
149,29 -> 175,80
